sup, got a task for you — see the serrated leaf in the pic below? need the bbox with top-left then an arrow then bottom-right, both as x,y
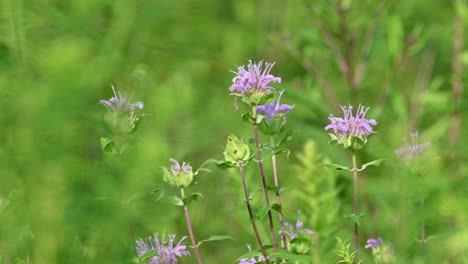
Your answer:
195,235 -> 235,247
168,196 -> 184,207
358,159 -> 384,171
322,163 -> 350,171
344,213 -> 366,226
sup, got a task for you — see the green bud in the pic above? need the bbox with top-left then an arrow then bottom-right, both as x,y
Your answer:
223,135 -> 251,166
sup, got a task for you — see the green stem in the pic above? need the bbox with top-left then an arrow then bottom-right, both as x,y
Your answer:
239,162 -> 270,263
180,188 -> 203,264
270,136 -> 287,249
352,153 -> 359,264
252,107 -> 278,251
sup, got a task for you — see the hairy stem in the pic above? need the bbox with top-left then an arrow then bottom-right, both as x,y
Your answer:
271,136 -> 287,249
180,188 -> 203,264
239,162 -> 270,263
252,107 -> 278,251
352,153 -> 359,264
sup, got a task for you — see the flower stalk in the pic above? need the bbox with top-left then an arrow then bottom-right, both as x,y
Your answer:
352,152 -> 359,264
239,162 -> 270,263
270,136 -> 287,249
180,188 -> 203,264
253,107 -> 278,251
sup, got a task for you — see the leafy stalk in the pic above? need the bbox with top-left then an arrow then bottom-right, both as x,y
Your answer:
352,153 -> 359,264
271,136 -> 287,249
239,162 -> 270,263
180,188 -> 203,264
252,107 -> 278,251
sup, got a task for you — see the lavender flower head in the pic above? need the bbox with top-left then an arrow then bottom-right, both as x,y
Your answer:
163,159 -> 195,188
229,60 -> 281,108
325,104 -> 377,150
256,90 -> 294,120
395,131 -> 430,161
365,237 -> 384,249
136,233 -> 189,264
280,210 -> 315,240
100,85 -> 144,113
238,244 -> 266,264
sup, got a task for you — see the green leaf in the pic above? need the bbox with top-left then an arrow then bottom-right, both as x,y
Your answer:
202,158 -> 233,169
276,130 -> 295,148
254,205 -> 273,221
248,190 -> 262,201
168,196 -> 184,207
241,112 -> 256,125
267,185 -> 292,195
195,235 -> 236,247
123,188 -> 162,204
322,163 -> 350,171
100,137 -> 115,153
271,203 -> 282,214
183,192 -> 204,206
268,249 -> 311,262
236,250 -> 263,261
138,250 -> 157,262
358,159 -> 384,171
344,213 -> 366,226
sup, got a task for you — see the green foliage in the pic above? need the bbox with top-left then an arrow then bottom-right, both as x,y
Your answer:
336,237 -> 361,264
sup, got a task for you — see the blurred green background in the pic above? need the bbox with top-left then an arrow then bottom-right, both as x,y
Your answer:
1,0 -> 467,263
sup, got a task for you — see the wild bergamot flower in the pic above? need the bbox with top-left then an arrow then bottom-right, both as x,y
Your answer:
395,131 -> 430,161
229,60 -> 281,108
325,104 -> 377,150
162,159 -> 194,188
136,233 -> 189,264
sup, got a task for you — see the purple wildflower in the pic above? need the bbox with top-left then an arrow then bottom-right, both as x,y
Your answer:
136,233 -> 189,264
238,244 -> 266,264
256,90 -> 294,120
279,210 -> 315,240
325,104 -> 377,150
169,159 -> 192,175
365,237 -> 384,249
163,159 -> 194,188
229,60 -> 281,108
395,131 -> 430,161
100,85 -> 144,113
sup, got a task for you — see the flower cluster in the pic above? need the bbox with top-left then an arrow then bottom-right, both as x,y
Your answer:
395,131 -> 430,161
99,85 -> 145,135
365,237 -> 384,249
229,60 -> 281,107
255,90 -> 294,134
325,104 -> 377,150
365,237 -> 395,263
163,159 -> 195,188
100,85 -> 144,114
280,211 -> 315,240
136,233 -> 189,264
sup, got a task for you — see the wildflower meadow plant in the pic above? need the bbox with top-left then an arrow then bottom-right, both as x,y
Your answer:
135,233 -> 189,264
99,85 -> 145,155
325,104 -> 381,264
365,237 -> 395,264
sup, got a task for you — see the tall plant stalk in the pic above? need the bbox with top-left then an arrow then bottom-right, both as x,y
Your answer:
270,137 -> 287,249
180,188 -> 203,264
239,162 -> 270,263
252,107 -> 278,251
352,153 -> 359,264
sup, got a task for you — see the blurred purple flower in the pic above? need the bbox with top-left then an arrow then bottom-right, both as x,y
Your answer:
365,237 -> 384,249
136,233 -> 189,264
256,90 -> 294,120
279,210 -> 315,240
230,60 -> 281,95
325,104 -> 377,139
169,158 -> 192,176
395,131 -> 430,161
238,244 -> 266,264
100,85 -> 144,113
